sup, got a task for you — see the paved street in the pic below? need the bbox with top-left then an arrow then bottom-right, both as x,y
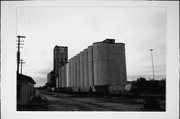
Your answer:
39,90 -> 144,111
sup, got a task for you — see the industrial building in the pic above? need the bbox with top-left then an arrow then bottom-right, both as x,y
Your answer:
55,39 -> 127,93
17,74 -> 36,105
53,46 -> 68,86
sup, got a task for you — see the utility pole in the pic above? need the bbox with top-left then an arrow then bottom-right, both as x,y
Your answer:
17,35 -> 25,74
20,59 -> 25,74
150,49 -> 155,80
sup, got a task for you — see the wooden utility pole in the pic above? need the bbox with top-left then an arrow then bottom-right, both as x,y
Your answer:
20,59 -> 25,74
150,49 -> 155,80
17,35 -> 25,74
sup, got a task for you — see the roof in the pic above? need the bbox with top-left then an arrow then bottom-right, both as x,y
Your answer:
17,74 -> 36,84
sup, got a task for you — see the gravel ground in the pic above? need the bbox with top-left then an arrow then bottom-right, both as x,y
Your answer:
17,90 -> 165,111
40,91 -> 145,111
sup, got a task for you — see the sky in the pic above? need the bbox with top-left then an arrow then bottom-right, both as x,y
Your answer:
17,6 -> 166,87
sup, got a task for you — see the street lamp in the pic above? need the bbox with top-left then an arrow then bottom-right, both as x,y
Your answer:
150,49 -> 155,80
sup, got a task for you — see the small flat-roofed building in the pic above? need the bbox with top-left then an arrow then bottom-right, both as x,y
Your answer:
17,74 -> 36,105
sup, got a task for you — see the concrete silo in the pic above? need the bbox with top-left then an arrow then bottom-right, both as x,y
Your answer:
72,56 -> 79,92
93,42 -> 109,86
76,54 -> 80,88
107,42 -> 127,94
66,63 -> 70,87
63,65 -> 67,87
69,59 -> 72,87
93,39 -> 127,93
71,57 -> 75,87
74,56 -> 77,87
83,49 -> 89,87
79,51 -> 84,87
88,46 -> 94,87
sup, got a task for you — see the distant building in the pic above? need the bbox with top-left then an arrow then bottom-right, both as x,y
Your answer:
47,72 -> 51,84
17,74 -> 36,105
53,45 -> 68,84
47,70 -> 54,87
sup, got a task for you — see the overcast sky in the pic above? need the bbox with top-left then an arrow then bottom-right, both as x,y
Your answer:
17,6 -> 166,87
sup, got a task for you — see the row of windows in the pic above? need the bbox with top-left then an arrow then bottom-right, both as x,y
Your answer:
56,52 -> 67,56
56,58 -> 67,61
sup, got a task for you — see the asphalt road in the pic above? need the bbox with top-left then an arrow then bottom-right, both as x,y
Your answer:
39,90 -> 144,111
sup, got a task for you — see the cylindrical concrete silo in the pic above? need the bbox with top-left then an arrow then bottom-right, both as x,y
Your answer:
79,51 -> 84,87
66,63 -> 70,87
93,42 -> 109,86
107,43 -> 127,85
76,54 -> 80,87
88,46 -> 94,87
63,66 -> 65,87
69,59 -> 72,87
107,43 -> 127,94
71,57 -> 74,87
83,49 -> 89,87
63,65 -> 67,87
71,57 -> 75,87
74,56 -> 77,87
72,55 -> 79,92
93,40 -> 127,93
